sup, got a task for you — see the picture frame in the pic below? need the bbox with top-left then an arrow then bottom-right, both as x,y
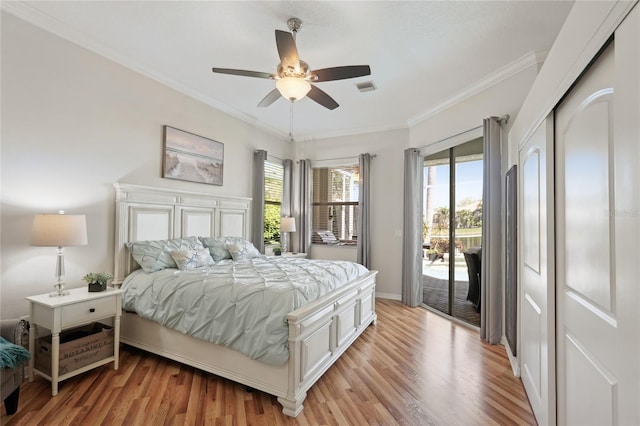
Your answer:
163,126 -> 224,186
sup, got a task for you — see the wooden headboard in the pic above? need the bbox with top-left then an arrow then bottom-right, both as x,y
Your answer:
113,183 -> 251,284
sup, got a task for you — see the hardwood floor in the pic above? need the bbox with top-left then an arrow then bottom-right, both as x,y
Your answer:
2,299 -> 535,425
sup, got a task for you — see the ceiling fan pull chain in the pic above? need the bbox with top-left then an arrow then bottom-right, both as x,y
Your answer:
289,100 -> 294,142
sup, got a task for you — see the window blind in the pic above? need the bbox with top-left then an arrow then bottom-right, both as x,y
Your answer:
265,161 -> 284,204
312,165 -> 359,243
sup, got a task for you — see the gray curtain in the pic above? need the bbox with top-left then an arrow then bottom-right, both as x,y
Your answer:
401,148 -> 423,307
357,153 -> 371,268
252,150 -> 267,253
281,159 -> 293,217
480,117 -> 503,344
297,159 -> 312,254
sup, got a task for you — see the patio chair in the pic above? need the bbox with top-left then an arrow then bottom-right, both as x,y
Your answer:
463,247 -> 482,311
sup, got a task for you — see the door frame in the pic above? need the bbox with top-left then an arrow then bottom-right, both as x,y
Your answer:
419,127 -> 483,325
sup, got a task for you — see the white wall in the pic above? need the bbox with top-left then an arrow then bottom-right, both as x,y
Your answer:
309,245 -> 357,263
298,64 -> 542,300
0,13 -> 287,319
1,10 -> 546,317
297,128 -> 409,299
410,64 -> 541,166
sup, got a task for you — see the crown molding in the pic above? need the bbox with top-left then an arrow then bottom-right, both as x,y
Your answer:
3,1 -> 549,142
292,122 -> 409,143
407,49 -> 548,128
1,1 -> 288,140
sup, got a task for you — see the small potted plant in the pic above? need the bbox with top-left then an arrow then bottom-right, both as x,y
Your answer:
83,272 -> 113,292
426,248 -> 440,262
272,247 -> 282,256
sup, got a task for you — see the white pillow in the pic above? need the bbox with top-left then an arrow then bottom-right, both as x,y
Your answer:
170,248 -> 214,270
126,236 -> 204,272
226,241 -> 263,261
199,236 -> 231,261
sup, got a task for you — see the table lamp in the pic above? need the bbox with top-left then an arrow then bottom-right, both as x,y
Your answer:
31,211 -> 88,296
280,216 -> 296,254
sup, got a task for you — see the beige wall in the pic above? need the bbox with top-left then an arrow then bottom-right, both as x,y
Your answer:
298,66 -> 541,299
297,128 -> 409,299
1,11 -> 543,317
0,13 -> 287,319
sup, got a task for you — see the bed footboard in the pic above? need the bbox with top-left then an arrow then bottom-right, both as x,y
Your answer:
281,270 -> 378,416
120,270 -> 377,417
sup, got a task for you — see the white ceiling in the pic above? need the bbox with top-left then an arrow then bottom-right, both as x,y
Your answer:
3,1 -> 574,141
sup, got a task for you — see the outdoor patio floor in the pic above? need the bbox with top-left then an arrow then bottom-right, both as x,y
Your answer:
422,256 -> 480,327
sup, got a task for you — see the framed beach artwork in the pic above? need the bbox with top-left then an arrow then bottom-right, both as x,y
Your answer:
163,126 -> 224,186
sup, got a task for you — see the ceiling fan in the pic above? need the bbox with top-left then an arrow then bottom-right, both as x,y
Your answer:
212,18 -> 371,110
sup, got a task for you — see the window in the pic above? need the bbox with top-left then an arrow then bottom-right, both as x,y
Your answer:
264,160 -> 283,245
312,165 -> 359,245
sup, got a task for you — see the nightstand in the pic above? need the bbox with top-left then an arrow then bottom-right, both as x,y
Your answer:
26,287 -> 123,396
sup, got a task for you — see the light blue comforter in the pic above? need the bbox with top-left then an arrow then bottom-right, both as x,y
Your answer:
122,257 -> 369,365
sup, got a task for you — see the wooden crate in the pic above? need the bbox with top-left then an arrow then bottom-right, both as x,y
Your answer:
35,323 -> 114,376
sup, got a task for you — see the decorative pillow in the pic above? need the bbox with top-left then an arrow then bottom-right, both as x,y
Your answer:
127,236 -> 203,272
170,248 -> 214,270
199,236 -> 231,261
226,240 -> 263,261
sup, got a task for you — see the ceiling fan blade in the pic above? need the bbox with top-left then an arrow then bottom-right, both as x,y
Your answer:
275,30 -> 300,71
307,85 -> 339,110
311,65 -> 371,82
212,68 -> 276,80
257,88 -> 282,107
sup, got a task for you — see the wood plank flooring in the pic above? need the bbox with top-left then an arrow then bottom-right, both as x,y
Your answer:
2,299 -> 535,425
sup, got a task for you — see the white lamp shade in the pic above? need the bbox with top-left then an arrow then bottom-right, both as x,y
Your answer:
31,214 -> 88,247
280,217 -> 296,233
276,77 -> 311,101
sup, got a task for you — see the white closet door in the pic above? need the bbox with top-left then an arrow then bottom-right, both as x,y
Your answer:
555,7 -> 639,423
519,116 -> 555,425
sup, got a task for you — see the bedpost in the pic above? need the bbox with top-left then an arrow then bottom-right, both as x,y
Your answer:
277,395 -> 306,417
280,314 -> 306,416
113,183 -> 127,286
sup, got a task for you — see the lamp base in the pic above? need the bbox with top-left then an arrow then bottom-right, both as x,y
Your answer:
49,276 -> 69,297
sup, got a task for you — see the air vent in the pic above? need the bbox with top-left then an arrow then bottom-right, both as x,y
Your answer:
356,81 -> 376,92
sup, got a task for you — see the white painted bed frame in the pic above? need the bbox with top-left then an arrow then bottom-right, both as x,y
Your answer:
113,183 -> 378,416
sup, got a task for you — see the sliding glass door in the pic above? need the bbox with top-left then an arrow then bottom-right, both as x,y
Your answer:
422,138 -> 483,326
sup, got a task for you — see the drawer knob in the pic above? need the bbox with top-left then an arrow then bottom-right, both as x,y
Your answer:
89,308 -> 96,313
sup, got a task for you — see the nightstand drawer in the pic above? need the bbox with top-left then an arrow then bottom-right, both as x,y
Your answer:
61,297 -> 116,328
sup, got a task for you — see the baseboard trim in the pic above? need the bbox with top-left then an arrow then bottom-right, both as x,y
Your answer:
375,292 -> 401,301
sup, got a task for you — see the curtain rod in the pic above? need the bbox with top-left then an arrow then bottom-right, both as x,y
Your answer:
254,150 -> 288,163
298,154 -> 377,163
417,125 -> 483,151
415,115 -> 509,151
267,153 -> 286,162
257,151 -> 379,163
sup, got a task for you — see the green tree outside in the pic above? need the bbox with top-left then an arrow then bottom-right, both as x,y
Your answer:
264,204 -> 281,245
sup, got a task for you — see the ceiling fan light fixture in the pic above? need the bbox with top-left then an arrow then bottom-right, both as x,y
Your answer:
276,77 -> 311,101
212,19 -> 370,111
